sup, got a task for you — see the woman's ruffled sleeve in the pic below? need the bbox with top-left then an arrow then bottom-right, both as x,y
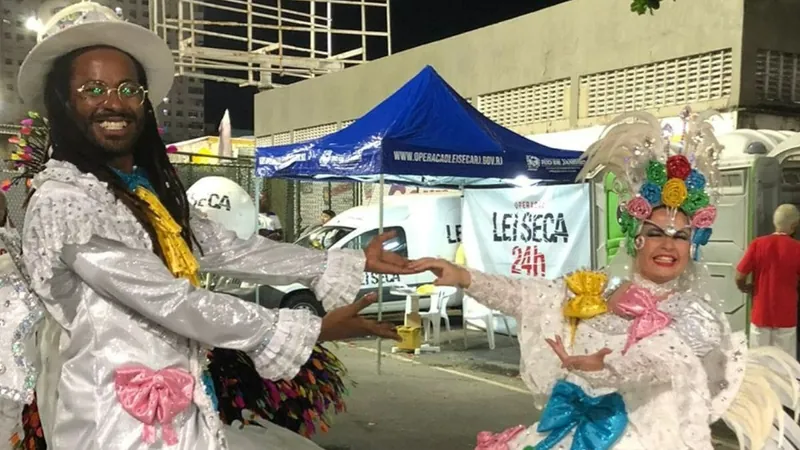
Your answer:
464,270 -> 565,319
190,209 -> 364,311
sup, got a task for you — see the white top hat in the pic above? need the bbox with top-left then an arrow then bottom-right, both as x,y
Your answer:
17,1 -> 174,112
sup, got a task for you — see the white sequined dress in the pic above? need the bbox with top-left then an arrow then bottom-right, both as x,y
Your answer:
18,160 -> 366,450
466,270 -> 759,450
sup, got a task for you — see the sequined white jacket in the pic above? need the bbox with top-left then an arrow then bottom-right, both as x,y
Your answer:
466,271 -> 750,450
18,160 -> 366,450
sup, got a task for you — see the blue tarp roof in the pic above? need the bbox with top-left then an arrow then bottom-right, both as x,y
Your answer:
255,66 -> 584,186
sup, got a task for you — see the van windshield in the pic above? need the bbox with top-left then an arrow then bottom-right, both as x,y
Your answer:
295,226 -> 355,251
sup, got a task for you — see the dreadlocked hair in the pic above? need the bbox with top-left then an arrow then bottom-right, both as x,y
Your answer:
42,45 -> 200,258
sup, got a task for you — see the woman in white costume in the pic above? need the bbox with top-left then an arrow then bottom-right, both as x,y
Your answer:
412,110 -> 800,450
0,3 -> 412,450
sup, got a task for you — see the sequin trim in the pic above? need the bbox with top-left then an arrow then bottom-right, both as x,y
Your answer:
0,229 -> 45,405
26,160 -> 151,298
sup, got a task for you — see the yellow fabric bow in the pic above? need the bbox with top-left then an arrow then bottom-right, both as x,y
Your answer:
134,187 -> 201,287
562,270 -> 608,345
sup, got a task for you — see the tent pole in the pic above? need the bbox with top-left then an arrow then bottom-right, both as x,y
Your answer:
254,176 -> 262,306
376,175 -> 385,374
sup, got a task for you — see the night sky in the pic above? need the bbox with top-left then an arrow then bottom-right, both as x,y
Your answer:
203,1 -> 568,132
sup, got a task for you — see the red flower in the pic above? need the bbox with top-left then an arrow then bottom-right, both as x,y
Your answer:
666,155 -> 691,180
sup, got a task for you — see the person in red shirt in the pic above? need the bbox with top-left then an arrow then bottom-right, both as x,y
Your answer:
736,204 -> 800,357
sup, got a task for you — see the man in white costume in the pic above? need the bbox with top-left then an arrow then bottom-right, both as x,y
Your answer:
10,2 -> 415,449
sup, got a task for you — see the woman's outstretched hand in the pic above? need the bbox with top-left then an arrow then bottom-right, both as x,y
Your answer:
319,293 -> 401,342
407,258 -> 471,288
363,231 -> 419,275
545,335 -> 612,372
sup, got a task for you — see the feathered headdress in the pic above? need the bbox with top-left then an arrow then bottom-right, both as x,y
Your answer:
576,107 -> 724,259
3,111 -> 50,192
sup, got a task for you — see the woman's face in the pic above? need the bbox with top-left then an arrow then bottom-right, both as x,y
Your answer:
635,208 -> 692,284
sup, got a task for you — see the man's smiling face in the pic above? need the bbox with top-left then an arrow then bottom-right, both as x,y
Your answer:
68,47 -> 147,156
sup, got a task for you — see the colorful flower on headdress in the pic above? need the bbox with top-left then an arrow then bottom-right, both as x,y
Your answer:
645,160 -> 667,186
684,169 -> 706,191
618,210 -> 636,234
639,182 -> 662,205
682,190 -> 710,216
666,155 -> 691,180
166,145 -> 178,154
661,178 -> 688,208
692,227 -> 713,261
692,227 -> 712,246
625,196 -> 652,220
690,206 -> 717,229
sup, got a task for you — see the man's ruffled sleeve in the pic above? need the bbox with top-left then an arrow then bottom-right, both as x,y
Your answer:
190,209 -> 365,310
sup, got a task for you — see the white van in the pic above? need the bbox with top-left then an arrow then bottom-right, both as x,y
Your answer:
228,192 -> 463,316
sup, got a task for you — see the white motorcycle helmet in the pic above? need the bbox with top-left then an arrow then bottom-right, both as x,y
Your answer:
186,176 -> 257,240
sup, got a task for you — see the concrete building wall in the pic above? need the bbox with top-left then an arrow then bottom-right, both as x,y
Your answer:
254,0 -> 746,138
736,0 -> 800,130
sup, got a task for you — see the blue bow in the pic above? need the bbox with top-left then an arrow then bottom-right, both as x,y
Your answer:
526,380 -> 628,450
110,166 -> 155,193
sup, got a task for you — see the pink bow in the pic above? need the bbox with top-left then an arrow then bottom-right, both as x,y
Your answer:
611,285 -> 672,354
475,425 -> 526,450
114,365 -> 195,446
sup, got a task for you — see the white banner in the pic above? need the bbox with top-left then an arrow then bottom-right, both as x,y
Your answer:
461,184 -> 591,336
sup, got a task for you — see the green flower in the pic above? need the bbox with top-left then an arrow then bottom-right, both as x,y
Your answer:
645,160 -> 667,186
619,211 -> 636,234
681,189 -> 710,215
625,232 -> 638,256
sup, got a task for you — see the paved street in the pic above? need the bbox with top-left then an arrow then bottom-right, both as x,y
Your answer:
311,320 -> 739,449
311,342 -> 535,450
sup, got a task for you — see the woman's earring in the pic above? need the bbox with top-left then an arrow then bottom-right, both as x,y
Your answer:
634,236 -> 645,249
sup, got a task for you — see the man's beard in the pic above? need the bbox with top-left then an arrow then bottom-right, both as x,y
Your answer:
76,113 -> 144,157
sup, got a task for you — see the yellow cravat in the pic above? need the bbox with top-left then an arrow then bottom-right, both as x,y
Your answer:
134,186 -> 201,287
562,271 -> 608,346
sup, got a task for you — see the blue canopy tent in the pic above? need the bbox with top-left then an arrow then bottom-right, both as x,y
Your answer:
255,65 -> 584,187
253,66 -> 587,370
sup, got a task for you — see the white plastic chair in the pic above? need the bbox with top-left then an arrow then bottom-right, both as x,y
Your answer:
462,310 -> 515,350
419,286 -> 456,346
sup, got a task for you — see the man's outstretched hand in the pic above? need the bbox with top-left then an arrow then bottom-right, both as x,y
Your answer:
319,293 -> 401,342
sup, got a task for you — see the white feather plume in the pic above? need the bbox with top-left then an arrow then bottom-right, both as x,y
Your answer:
722,346 -> 800,449
575,108 -> 724,208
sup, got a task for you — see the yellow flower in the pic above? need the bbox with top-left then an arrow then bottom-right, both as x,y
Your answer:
661,178 -> 688,208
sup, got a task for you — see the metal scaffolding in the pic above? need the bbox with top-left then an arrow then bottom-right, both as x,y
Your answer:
150,0 -> 392,89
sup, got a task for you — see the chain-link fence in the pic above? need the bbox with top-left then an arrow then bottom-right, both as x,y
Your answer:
291,181 -> 362,238
1,171 -> 30,229
1,155 -> 367,242
171,155 -> 258,197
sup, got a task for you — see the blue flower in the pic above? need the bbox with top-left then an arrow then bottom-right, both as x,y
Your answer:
639,182 -> 662,206
685,169 -> 706,191
692,227 -> 712,246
